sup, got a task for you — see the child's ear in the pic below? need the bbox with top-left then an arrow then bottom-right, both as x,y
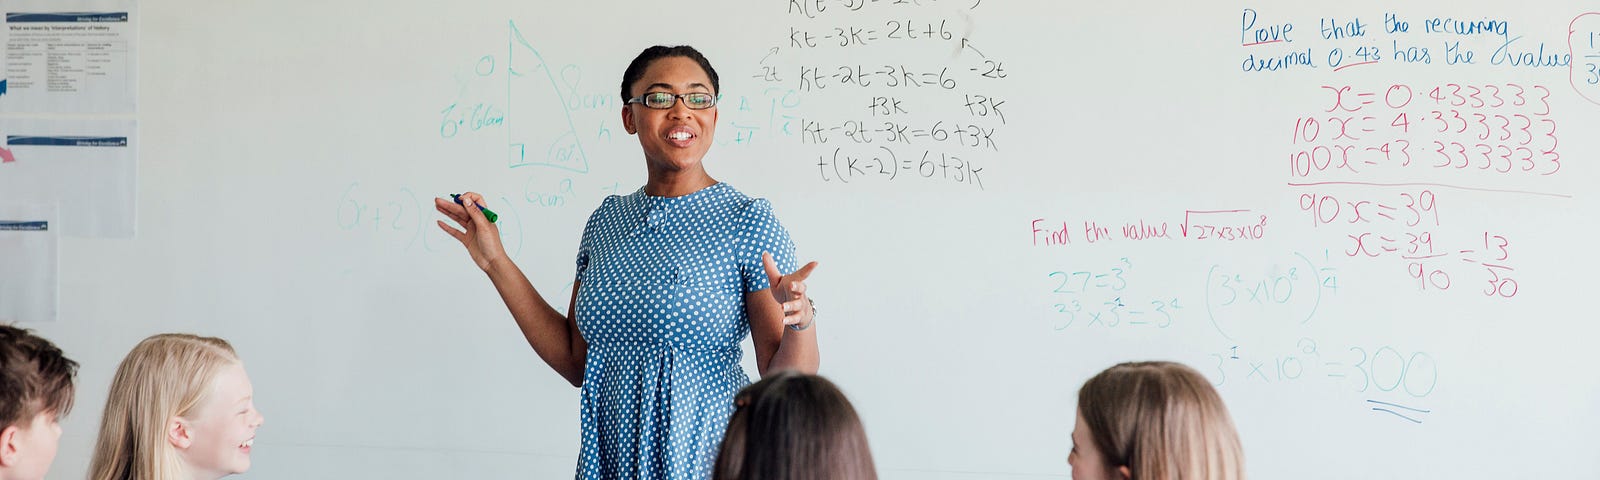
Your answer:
0,424 -> 20,467
167,417 -> 193,449
1116,465 -> 1132,480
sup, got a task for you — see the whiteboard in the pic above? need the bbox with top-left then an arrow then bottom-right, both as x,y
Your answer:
21,1 -> 1600,479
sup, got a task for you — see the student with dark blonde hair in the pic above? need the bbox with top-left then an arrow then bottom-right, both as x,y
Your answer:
0,325 -> 77,480
713,371 -> 875,480
1069,361 -> 1245,480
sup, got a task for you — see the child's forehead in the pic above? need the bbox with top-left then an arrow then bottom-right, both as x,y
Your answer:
207,363 -> 253,395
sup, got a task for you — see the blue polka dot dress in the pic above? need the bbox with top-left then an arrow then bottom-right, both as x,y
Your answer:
572,182 -> 797,480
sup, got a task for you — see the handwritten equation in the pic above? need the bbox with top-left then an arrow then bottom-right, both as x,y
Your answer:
765,2 -> 1007,190
1209,338 -> 1438,423
1290,83 -> 1562,179
1042,258 -> 1186,331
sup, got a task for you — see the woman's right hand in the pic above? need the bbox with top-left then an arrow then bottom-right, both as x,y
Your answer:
436,192 -> 508,272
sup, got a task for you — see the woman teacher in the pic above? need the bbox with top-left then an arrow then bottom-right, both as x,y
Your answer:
435,45 -> 820,479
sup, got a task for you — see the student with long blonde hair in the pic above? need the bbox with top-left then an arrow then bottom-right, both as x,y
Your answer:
1069,361 -> 1244,480
89,334 -> 264,480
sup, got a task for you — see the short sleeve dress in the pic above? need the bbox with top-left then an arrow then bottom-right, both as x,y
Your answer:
572,182 -> 797,479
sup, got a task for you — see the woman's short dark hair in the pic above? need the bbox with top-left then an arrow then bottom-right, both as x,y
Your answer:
713,371 -> 876,480
619,45 -> 721,101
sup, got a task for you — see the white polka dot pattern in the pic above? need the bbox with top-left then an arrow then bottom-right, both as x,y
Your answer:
571,183 -> 797,479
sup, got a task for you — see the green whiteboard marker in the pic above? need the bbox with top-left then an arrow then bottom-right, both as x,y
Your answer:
451,193 -> 498,223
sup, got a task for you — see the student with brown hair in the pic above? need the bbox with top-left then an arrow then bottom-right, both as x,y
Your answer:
713,371 -> 875,480
0,324 -> 77,480
1069,361 -> 1245,480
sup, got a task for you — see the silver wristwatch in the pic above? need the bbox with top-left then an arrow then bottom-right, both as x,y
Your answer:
787,298 -> 816,331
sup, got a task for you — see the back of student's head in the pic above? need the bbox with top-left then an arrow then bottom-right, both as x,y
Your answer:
1078,361 -> 1244,480
713,370 -> 876,480
89,334 -> 240,480
0,324 -> 77,429
0,324 -> 77,479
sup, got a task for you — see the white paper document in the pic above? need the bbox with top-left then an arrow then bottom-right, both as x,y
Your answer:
0,117 -> 136,237
0,202 -> 57,323
0,0 -> 137,113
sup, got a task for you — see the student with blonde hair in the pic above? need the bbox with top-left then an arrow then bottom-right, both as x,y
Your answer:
89,334 -> 264,480
712,370 -> 875,480
1069,361 -> 1245,480
0,325 -> 78,480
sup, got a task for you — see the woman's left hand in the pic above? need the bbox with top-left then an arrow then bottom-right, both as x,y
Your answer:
762,253 -> 818,329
